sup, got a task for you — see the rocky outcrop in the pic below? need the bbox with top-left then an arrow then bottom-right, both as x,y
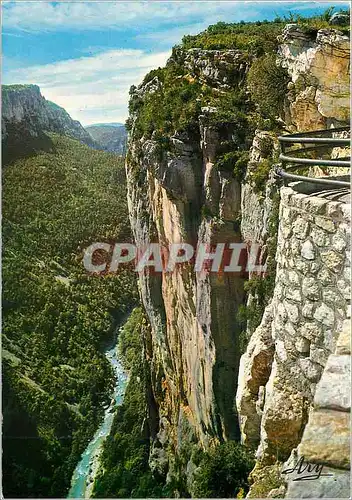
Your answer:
236,306 -> 275,449
2,84 -> 96,162
279,25 -> 350,130
236,25 -> 351,476
126,44 -> 256,466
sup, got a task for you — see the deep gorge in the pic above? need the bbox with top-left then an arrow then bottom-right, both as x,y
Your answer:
2,11 -> 351,499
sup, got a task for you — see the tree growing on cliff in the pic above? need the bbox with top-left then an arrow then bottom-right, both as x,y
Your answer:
247,53 -> 289,119
192,442 -> 255,498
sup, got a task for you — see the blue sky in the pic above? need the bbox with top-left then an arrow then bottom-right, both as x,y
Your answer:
2,1 -> 349,125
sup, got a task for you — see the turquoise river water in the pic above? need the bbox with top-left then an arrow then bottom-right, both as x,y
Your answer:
68,343 -> 128,498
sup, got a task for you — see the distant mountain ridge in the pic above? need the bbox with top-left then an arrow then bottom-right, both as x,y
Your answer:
86,122 -> 124,127
85,123 -> 127,155
2,84 -> 98,163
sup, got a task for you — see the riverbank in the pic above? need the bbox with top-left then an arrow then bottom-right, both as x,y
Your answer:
67,339 -> 128,499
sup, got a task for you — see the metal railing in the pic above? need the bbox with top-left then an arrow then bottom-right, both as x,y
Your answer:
276,127 -> 351,188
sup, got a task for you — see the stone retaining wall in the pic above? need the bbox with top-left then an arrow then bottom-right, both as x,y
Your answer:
237,183 -> 351,463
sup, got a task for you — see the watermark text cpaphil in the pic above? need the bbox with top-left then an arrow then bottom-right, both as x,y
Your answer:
82,242 -> 267,274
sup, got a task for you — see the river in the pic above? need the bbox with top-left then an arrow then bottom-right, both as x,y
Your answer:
67,341 -> 128,499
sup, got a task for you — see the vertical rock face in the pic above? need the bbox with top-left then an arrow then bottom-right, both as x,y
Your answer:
2,84 -> 96,156
126,22 -> 350,486
127,106 -> 246,461
241,131 -> 279,247
180,48 -> 250,88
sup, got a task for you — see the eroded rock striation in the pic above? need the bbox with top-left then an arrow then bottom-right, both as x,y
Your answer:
127,107 -> 246,456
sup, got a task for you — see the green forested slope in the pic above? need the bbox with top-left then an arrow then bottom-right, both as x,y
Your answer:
85,124 -> 127,154
2,134 -> 138,497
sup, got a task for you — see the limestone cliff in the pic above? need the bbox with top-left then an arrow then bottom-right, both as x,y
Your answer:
127,106 -> 246,446
278,24 -> 350,130
2,84 -> 96,162
126,21 -> 350,495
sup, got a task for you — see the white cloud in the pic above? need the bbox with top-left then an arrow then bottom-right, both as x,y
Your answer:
1,1 -> 260,125
2,31 -> 25,38
5,1 -> 345,125
2,1 -> 256,32
4,49 -> 170,125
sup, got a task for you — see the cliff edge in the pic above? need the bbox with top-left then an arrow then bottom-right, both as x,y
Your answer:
2,84 -> 97,162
